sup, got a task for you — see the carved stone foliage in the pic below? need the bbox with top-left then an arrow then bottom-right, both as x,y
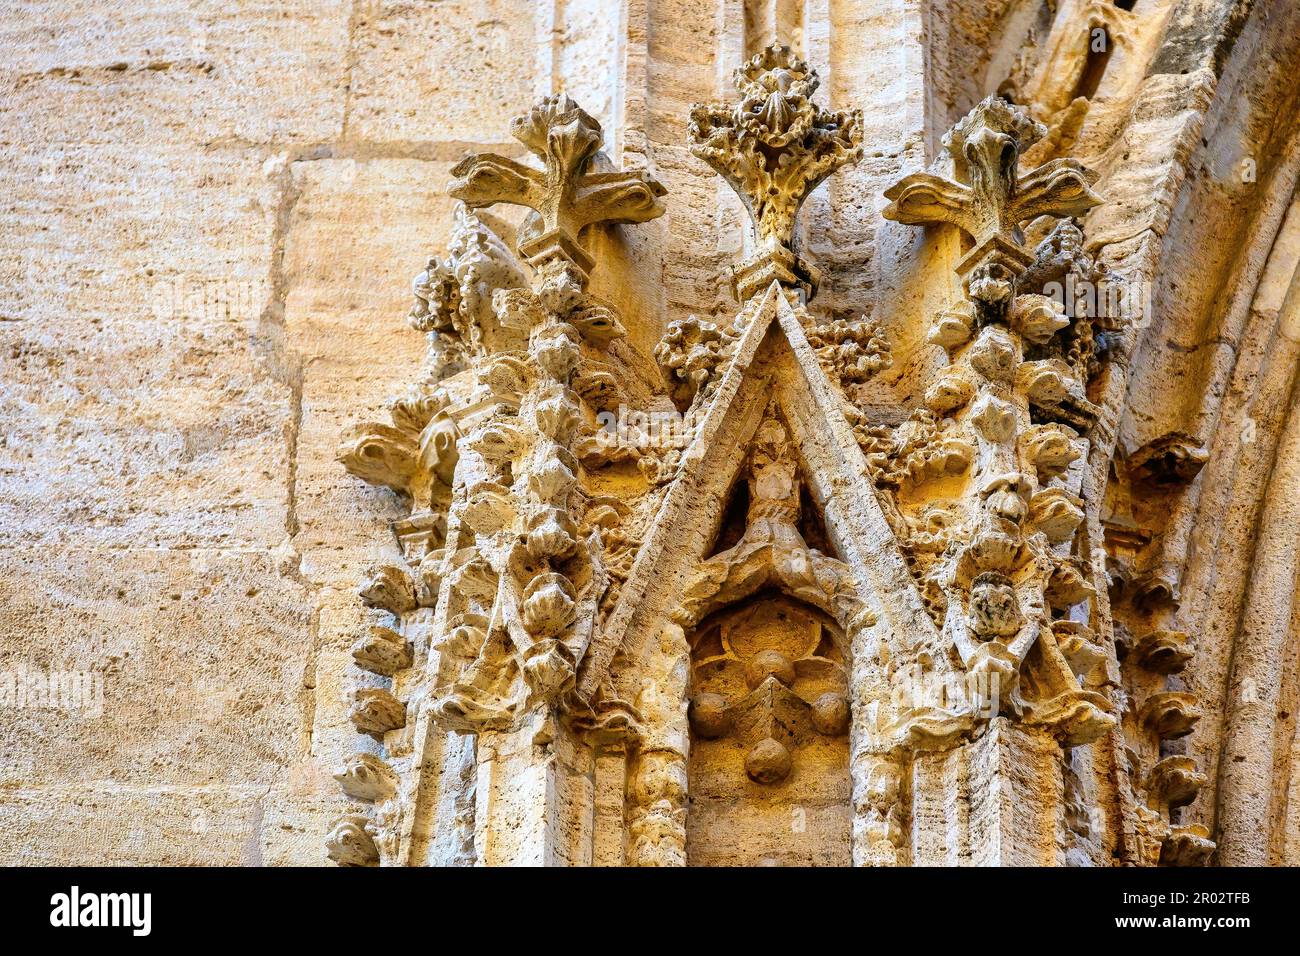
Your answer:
450,93 -> 666,285
408,205 -> 529,380
806,312 -> 892,388
331,92 -> 669,866
427,97 -> 668,730
884,96 -> 1101,266
434,314 -> 606,729
1100,431 -> 1211,866
654,313 -> 739,409
689,43 -> 863,300
881,95 -> 1117,748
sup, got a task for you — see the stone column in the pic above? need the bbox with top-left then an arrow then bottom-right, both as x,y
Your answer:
1216,366 -> 1300,865
911,720 -> 1064,866
626,621 -> 690,866
473,708 -> 595,866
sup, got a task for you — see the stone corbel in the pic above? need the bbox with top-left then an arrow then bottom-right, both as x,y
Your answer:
338,404 -> 460,513
325,814 -> 380,867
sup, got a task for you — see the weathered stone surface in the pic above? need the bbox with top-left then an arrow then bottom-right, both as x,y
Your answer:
3,0 -> 1300,869
347,0 -> 540,147
283,157 -> 457,588
0,146 -> 294,549
0,548 -> 314,789
0,1 -> 349,145
0,786 -> 271,866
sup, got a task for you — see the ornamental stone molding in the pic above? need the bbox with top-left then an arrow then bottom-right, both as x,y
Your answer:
689,43 -> 863,301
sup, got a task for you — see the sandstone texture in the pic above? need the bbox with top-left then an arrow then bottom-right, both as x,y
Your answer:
2,0 -> 1300,867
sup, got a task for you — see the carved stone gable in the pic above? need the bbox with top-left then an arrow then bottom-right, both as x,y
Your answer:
327,24 -> 1235,870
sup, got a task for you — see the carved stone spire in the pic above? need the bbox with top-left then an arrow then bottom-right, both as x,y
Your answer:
449,94 -> 667,287
879,95 -> 1118,749
689,43 -> 863,302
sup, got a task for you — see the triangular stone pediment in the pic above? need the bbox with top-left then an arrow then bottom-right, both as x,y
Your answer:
578,282 -> 941,699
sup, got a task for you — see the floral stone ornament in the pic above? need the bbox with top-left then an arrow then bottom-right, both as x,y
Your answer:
689,43 -> 863,302
449,93 -> 666,290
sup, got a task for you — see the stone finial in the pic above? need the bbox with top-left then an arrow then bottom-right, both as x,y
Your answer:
883,96 -> 1101,278
448,94 -> 667,284
689,43 -> 863,301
